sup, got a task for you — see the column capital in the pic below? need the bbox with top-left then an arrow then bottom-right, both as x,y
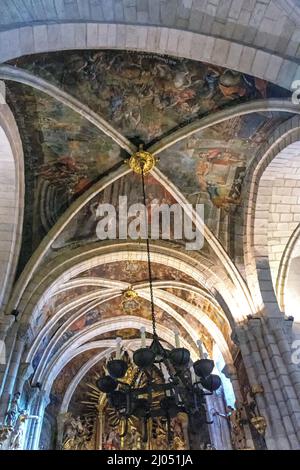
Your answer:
18,362 -> 34,382
222,363 -> 236,379
0,315 -> 14,337
231,324 -> 247,345
16,322 -> 33,343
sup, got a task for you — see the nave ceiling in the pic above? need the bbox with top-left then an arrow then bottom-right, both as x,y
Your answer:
1,45 -> 299,450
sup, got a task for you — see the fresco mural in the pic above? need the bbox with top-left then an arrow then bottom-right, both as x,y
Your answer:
77,260 -> 200,287
10,50 -> 289,145
50,294 -> 200,357
29,257 -> 212,370
6,83 -> 123,272
51,172 -> 178,249
31,284 -> 226,379
158,112 -> 292,239
5,50 -> 291,270
159,112 -> 290,209
47,349 -> 103,421
165,287 -> 233,349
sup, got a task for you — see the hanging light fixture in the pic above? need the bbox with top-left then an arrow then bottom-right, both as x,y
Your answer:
96,149 -> 221,442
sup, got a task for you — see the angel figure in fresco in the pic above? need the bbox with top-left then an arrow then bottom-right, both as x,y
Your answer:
195,159 -> 244,210
36,155 -> 89,193
206,182 -> 241,210
218,70 -> 247,99
200,149 -> 242,166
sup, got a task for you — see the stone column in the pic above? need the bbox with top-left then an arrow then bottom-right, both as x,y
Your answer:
222,363 -> 242,401
23,388 -> 39,449
237,322 -> 289,449
15,363 -> 34,396
0,324 -> 26,423
206,389 -> 232,450
0,316 -> 14,400
235,317 -> 300,449
27,390 -> 50,450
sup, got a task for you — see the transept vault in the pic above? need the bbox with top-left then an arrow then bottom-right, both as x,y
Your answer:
1,0 -> 300,452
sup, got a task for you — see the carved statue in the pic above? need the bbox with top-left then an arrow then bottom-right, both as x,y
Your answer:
0,426 -> 12,448
103,428 -> 120,450
62,415 -> 93,450
125,427 -> 142,450
243,385 -> 258,418
153,430 -> 167,450
5,392 -> 21,427
172,416 -> 187,450
9,411 -> 39,450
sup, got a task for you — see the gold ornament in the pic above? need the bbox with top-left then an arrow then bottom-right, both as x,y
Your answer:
128,150 -> 156,174
121,288 -> 140,314
251,384 -> 264,395
250,416 -> 267,436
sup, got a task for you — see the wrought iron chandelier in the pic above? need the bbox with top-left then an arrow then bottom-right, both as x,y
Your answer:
96,150 -> 221,442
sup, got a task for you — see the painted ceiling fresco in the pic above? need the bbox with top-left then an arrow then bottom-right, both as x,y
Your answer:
51,172 -> 178,249
48,349 -> 103,415
31,288 -> 207,370
11,50 -> 289,145
76,260 -> 200,287
28,258 -> 204,361
164,287 -> 232,348
6,49 -> 294,437
29,254 -> 221,375
6,83 -> 123,273
5,50 -> 292,271
158,111 -> 292,242
159,112 -> 290,209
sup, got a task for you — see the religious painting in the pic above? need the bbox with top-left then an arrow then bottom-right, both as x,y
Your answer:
6,83 -> 123,272
76,260 -> 199,287
158,111 -> 292,235
10,50 -> 290,145
51,172 -> 178,249
4,50 -> 291,269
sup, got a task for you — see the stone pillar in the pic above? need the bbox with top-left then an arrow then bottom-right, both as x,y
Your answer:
0,324 -> 26,423
23,388 -> 39,449
188,407 -> 211,450
206,389 -> 232,450
0,316 -> 14,400
222,363 -> 242,401
235,317 -> 300,450
27,389 -> 50,450
15,363 -> 34,397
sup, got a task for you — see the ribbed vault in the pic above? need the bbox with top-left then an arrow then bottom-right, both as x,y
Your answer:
1,24 -> 300,451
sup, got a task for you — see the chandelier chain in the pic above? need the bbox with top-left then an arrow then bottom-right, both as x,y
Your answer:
141,165 -> 157,337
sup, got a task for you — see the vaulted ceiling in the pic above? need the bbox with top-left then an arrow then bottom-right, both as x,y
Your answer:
1,45 -> 299,422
